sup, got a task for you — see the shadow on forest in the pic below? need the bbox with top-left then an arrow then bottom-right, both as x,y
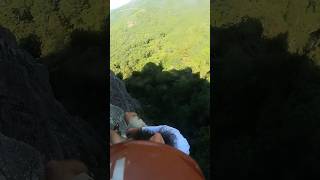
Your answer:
213,18 -> 320,178
121,62 -> 210,178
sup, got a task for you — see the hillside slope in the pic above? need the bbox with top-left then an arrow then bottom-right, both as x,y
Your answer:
110,0 -> 210,78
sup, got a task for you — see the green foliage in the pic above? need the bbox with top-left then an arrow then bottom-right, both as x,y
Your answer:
0,0 -> 107,57
212,0 -> 320,64
191,126 -> 210,179
125,63 -> 210,178
110,0 -> 210,79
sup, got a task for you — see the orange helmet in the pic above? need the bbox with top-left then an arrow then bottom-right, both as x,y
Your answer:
110,140 -> 205,180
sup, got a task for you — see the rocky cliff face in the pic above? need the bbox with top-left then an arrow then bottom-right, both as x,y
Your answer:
0,27 -> 107,179
110,71 -> 141,112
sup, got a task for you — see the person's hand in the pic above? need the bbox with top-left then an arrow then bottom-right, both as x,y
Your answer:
150,133 -> 165,144
126,128 -> 140,138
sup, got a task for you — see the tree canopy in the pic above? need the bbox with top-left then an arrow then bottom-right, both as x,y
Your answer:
0,0 -> 107,57
111,0 -> 210,79
213,0 -> 320,63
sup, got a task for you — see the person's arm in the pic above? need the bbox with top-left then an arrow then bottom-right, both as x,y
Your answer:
141,125 -> 164,133
142,125 -> 190,155
168,128 -> 190,155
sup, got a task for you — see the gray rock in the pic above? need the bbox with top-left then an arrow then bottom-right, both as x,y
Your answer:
0,133 -> 44,180
110,71 -> 141,112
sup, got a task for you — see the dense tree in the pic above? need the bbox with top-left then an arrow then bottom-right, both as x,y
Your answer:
0,0 -> 107,56
213,0 -> 320,64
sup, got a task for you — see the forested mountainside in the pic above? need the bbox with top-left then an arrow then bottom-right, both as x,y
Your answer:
110,0 -> 210,79
212,0 -> 320,63
0,0 -> 107,57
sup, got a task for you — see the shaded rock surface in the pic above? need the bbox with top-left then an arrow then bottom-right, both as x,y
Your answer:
0,132 -> 44,180
110,71 -> 141,112
0,27 -> 106,179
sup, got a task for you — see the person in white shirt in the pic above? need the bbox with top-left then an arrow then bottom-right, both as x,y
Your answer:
128,125 -> 190,155
110,110 -> 190,155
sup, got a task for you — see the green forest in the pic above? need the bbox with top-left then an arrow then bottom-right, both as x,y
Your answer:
213,0 -> 320,179
110,0 -> 210,79
0,0 -> 107,57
